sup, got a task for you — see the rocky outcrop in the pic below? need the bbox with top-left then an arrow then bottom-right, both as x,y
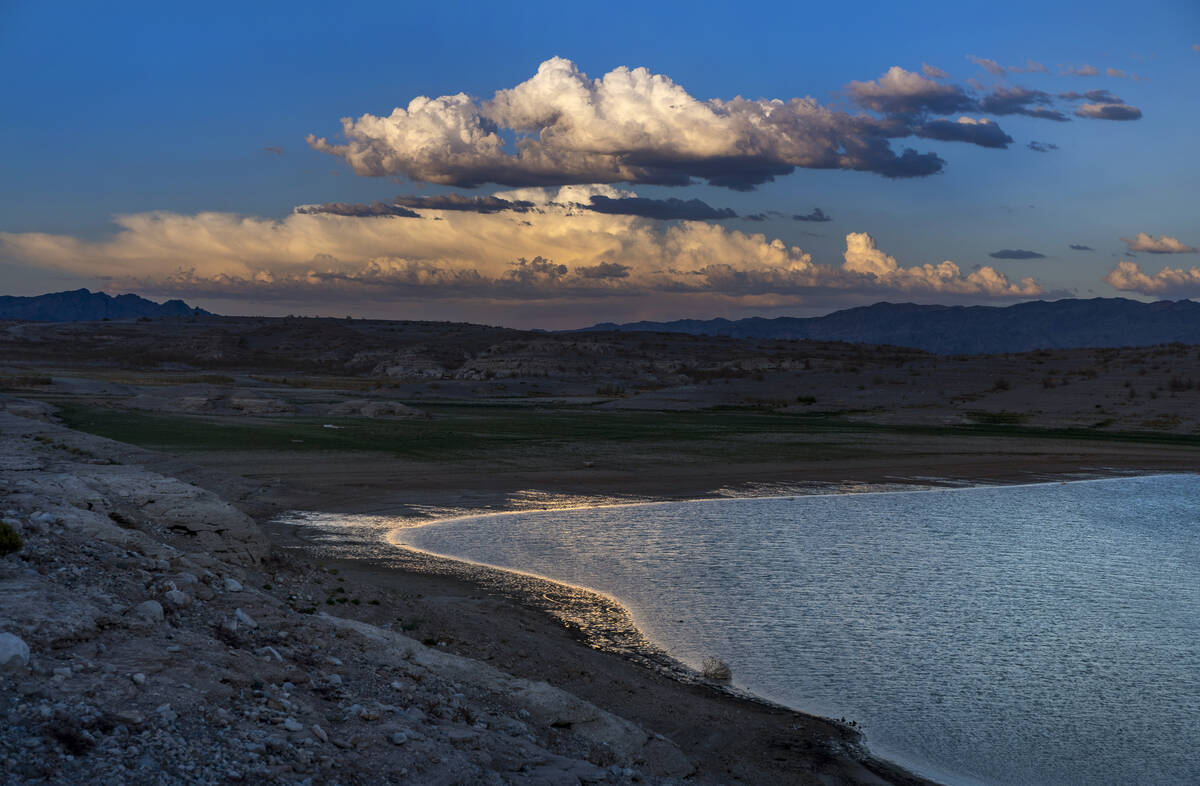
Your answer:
0,405 -> 696,784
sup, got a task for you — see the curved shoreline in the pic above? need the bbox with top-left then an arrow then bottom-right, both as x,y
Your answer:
279,470 -> 1199,786
272,494 -> 945,785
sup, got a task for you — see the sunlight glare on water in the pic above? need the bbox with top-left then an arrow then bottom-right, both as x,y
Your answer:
396,475 -> 1200,785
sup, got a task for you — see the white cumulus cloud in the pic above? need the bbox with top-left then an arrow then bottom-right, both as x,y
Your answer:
1106,260 -> 1200,295
0,196 -> 1041,307
307,57 -> 961,189
1121,233 -> 1197,254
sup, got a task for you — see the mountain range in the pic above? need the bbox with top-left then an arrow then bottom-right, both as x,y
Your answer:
0,289 -> 210,322
585,298 -> 1200,354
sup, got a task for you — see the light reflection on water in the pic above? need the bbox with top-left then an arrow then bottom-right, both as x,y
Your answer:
395,475 -> 1200,786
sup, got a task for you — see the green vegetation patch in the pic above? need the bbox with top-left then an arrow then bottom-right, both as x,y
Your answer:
52,401 -> 1200,464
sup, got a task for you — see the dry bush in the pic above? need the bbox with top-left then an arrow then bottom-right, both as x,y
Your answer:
700,656 -> 732,682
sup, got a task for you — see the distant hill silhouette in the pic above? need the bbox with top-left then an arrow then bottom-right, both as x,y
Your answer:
585,298 -> 1200,354
0,289 -> 211,322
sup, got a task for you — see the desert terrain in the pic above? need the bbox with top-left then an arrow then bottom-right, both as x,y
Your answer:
3,314 -> 1199,784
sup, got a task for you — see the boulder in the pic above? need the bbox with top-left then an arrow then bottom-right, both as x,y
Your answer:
0,632 -> 30,671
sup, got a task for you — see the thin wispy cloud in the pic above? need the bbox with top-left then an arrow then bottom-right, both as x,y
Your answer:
989,249 -> 1045,259
1028,141 -> 1059,153
1075,102 -> 1142,120
394,194 -> 535,213
793,208 -> 832,222
583,195 -> 737,221
979,87 -> 1070,121
296,201 -> 421,218
966,55 -> 1006,76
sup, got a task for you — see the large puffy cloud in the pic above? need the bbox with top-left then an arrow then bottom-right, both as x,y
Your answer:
1106,261 -> 1200,295
308,58 -> 956,189
0,194 -> 1041,304
1121,233 -> 1198,254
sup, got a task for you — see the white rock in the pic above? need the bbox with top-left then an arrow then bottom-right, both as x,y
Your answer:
114,710 -> 144,726
283,718 -> 303,732
311,724 -> 328,743
131,672 -> 146,686
0,633 -> 31,671
234,608 -> 257,628
130,600 -> 164,624
223,577 -> 243,592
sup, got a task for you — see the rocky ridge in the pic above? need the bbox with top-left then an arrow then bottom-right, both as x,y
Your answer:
0,405 -> 703,785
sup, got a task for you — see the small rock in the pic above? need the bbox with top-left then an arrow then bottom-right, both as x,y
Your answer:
175,572 -> 199,587
325,673 -> 342,687
131,672 -> 146,686
223,578 -> 244,592
163,590 -> 191,609
156,704 -> 177,723
234,608 -> 257,628
390,732 -> 408,746
130,600 -> 164,624
0,633 -> 31,671
311,724 -> 328,743
283,718 -> 303,732
52,666 -> 72,678
326,656 -> 343,666
114,710 -> 144,726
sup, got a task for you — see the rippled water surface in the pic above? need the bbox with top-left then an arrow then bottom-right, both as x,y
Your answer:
396,475 -> 1200,785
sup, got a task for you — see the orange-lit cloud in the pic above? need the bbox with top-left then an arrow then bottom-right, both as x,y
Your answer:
1121,233 -> 1197,254
1106,261 -> 1200,295
0,190 -> 1041,308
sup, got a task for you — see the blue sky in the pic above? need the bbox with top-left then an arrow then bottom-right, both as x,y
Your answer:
1,0 -> 1197,326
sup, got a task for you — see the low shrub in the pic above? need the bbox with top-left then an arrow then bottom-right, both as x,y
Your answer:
700,656 -> 732,682
0,520 -> 23,556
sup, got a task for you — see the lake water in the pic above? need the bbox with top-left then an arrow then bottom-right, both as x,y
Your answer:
395,475 -> 1200,785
